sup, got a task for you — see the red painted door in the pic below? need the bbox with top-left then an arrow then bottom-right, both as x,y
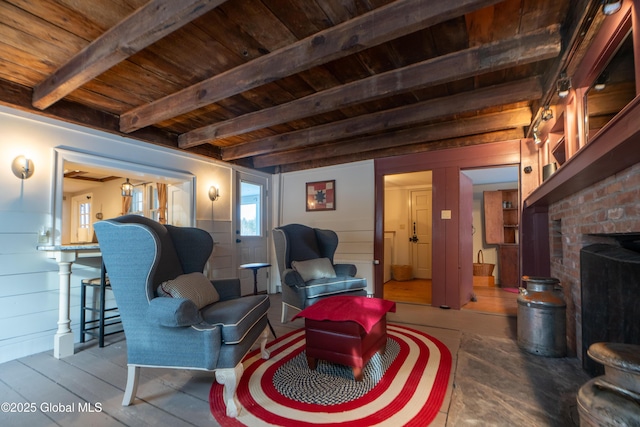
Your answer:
459,172 -> 474,308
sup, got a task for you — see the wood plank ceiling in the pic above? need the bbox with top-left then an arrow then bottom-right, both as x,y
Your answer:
0,0 -> 600,173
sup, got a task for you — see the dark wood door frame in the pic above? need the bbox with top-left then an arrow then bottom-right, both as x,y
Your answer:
374,140 -> 522,309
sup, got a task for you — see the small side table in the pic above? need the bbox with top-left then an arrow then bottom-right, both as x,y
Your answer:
240,262 -> 276,338
240,262 -> 271,295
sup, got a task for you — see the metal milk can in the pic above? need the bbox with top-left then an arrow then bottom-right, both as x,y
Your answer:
577,342 -> 640,426
517,276 -> 566,357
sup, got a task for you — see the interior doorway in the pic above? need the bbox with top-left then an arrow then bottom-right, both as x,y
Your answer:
381,166 -> 520,315
383,171 -> 433,305
461,166 -> 519,288
374,141 -> 524,310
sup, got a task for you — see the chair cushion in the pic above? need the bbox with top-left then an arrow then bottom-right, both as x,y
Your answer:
200,294 -> 270,344
157,272 -> 220,309
291,257 -> 336,282
304,276 -> 367,299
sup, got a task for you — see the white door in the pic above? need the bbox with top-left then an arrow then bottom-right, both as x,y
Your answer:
71,193 -> 93,243
410,189 -> 432,279
168,182 -> 191,226
235,172 -> 270,296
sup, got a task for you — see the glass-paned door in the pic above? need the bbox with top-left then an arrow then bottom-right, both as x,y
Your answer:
236,172 -> 269,296
70,193 -> 93,243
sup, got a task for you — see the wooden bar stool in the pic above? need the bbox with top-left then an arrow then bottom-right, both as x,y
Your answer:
80,262 -> 123,347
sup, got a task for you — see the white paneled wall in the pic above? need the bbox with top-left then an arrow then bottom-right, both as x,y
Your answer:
272,161 -> 375,294
0,106 -> 268,363
197,218 -> 236,280
0,104 -> 376,363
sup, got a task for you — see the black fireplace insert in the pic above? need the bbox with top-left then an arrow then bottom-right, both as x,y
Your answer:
580,238 -> 640,376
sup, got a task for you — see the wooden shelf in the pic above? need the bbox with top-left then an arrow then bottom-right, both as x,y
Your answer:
525,95 -> 640,209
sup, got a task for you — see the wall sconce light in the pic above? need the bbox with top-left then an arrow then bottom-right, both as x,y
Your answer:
541,105 -> 554,121
121,178 -> 133,197
557,73 -> 571,98
602,0 -> 622,16
208,185 -> 220,202
12,155 -> 34,179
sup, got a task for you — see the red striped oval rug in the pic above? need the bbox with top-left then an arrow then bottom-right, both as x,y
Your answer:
210,324 -> 452,426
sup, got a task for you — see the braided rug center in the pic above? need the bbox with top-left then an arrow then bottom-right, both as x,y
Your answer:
271,337 -> 400,405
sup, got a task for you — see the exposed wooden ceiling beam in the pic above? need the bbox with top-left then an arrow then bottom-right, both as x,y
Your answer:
274,131 -> 525,173
0,77 -> 176,146
222,77 -> 541,160
120,0 -> 504,133
183,25 -> 559,149
0,77 -> 221,160
32,0 -> 225,110
253,107 -> 532,168
63,172 -> 120,183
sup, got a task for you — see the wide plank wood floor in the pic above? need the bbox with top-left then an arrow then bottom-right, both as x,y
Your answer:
463,285 -> 519,316
0,292 -> 587,427
383,278 -> 432,304
383,279 -> 518,317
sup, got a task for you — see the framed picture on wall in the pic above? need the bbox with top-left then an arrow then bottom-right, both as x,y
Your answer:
306,180 -> 336,211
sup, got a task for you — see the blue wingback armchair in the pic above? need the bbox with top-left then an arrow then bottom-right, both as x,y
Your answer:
273,224 -> 367,322
94,215 -> 270,418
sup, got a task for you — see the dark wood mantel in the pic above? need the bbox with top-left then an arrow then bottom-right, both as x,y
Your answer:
524,94 -> 640,209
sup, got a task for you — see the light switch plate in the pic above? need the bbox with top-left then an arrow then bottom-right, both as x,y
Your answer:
441,210 -> 452,219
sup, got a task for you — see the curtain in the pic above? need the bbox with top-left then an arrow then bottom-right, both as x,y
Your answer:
121,195 -> 131,215
157,183 -> 168,224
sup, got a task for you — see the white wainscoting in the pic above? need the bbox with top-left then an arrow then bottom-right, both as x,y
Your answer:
271,161 -> 375,295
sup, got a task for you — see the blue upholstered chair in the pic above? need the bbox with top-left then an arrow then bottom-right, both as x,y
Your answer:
273,224 -> 367,323
94,215 -> 270,418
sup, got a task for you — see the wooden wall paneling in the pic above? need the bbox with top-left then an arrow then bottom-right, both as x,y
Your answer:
520,138 -> 540,202
430,167 -> 448,308
443,166 -> 461,309
520,205 -> 551,278
459,171 -> 474,308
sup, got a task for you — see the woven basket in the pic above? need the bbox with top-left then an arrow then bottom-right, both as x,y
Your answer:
391,265 -> 413,281
473,250 -> 495,276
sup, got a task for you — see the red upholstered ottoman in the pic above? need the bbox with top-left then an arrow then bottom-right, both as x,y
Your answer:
293,296 -> 396,381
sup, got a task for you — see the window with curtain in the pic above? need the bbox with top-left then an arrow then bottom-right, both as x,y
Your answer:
128,185 -> 144,215
123,183 -> 160,218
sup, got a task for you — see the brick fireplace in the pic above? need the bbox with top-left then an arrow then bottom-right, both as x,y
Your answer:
548,162 -> 640,362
